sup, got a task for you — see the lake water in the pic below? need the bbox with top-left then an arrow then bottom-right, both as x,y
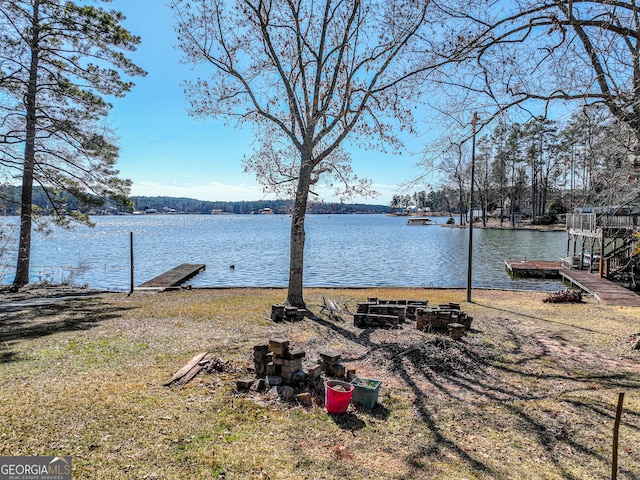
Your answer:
0,214 -> 567,291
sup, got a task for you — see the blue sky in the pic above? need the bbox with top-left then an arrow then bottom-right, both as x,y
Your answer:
107,1 -> 429,204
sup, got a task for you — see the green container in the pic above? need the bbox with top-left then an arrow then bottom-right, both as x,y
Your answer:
350,377 -> 381,408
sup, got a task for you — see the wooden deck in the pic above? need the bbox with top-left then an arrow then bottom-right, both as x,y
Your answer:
505,259 -> 640,307
137,263 -> 206,291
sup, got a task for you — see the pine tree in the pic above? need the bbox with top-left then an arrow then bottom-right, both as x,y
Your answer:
0,0 -> 145,287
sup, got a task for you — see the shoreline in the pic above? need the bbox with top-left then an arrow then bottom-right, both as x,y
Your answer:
0,283 -> 568,304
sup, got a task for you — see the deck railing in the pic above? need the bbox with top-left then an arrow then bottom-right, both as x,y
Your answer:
566,213 -> 638,232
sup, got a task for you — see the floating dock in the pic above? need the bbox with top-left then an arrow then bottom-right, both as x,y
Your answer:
137,263 -> 206,292
504,259 -> 563,278
407,217 -> 434,225
505,259 -> 640,307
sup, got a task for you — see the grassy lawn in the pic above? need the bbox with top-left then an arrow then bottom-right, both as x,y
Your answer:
1,287 -> 639,479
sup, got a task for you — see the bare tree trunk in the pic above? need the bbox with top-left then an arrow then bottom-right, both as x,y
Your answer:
510,161 -> 516,227
13,1 -> 40,289
286,160 -> 313,308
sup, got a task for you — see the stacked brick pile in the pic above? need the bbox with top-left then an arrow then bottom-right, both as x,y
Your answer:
354,298 -> 428,328
318,351 -> 348,379
416,303 -> 473,335
253,337 -> 308,383
370,298 -> 429,320
270,304 -> 307,322
237,337 -> 359,407
238,337 -> 325,405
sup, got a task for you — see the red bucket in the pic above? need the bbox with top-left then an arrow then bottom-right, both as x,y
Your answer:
325,380 -> 354,414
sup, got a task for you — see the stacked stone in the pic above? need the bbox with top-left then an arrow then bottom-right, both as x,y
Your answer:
319,351 -> 346,378
270,304 -> 307,322
251,337 -> 311,387
270,338 -> 306,382
448,323 -> 466,340
376,299 -> 429,320
270,304 -> 285,322
415,304 -> 473,333
306,363 -> 323,391
404,300 -> 429,320
353,302 -> 402,328
241,338 -> 328,405
415,308 -> 428,330
253,344 -> 269,376
354,299 -> 430,328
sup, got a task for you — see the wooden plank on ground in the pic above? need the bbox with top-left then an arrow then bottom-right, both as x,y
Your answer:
164,352 -> 208,386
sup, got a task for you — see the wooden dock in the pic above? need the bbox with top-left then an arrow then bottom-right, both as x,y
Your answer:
137,263 -> 206,291
407,217 -> 434,225
559,268 -> 640,307
504,259 -> 563,278
505,259 -> 640,307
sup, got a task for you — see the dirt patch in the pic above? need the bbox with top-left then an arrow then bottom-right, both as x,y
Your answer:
0,283 -> 106,302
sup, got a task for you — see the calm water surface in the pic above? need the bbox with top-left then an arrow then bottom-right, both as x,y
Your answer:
0,214 -> 567,291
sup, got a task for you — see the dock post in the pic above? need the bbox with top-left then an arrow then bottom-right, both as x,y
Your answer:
129,231 -> 134,295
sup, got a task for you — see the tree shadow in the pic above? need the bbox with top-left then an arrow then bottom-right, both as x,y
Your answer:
309,310 -> 640,479
471,300 -> 604,333
309,313 -> 500,477
0,298 -> 135,363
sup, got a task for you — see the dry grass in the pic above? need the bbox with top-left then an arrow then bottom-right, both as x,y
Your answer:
1,287 -> 639,479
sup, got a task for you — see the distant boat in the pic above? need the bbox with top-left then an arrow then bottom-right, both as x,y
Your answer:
407,217 -> 433,225
259,207 -> 274,214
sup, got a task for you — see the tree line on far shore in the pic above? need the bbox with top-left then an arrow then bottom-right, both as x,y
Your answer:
0,186 -> 388,215
130,196 -> 388,215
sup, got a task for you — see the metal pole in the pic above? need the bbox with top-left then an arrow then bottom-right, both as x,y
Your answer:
129,231 -> 134,295
467,113 -> 479,303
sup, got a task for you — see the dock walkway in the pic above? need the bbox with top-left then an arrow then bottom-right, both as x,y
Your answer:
558,268 -> 640,307
505,259 -> 640,307
137,263 -> 206,292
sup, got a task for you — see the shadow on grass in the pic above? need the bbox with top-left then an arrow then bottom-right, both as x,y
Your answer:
0,297 -> 135,363
309,310 -> 640,480
309,313 -> 499,478
471,300 -> 604,333
354,402 -> 390,420
328,412 -> 366,431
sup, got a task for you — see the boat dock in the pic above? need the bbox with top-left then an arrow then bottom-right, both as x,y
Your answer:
505,259 -> 640,306
407,217 -> 433,225
137,263 -> 206,292
504,260 -> 563,278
